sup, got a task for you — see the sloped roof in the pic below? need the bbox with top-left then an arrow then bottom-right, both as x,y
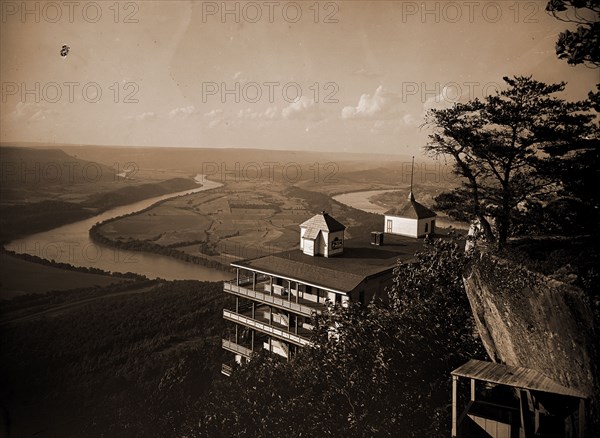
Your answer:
235,254 -> 366,292
300,212 -> 346,233
385,193 -> 436,219
232,233 -> 424,293
452,359 -> 588,399
302,227 -> 321,240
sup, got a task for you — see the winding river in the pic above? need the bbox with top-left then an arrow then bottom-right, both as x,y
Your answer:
6,176 -> 233,282
5,185 -> 417,281
333,189 -> 401,214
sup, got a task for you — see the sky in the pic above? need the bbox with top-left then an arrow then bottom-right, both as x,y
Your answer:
1,0 -> 598,156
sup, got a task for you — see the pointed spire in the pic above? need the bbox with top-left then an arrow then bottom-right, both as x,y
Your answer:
408,156 -> 415,201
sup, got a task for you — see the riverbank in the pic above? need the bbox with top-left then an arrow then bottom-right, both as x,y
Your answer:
0,177 -> 200,244
0,250 -> 141,300
88,183 -> 385,275
5,178 -> 232,282
333,187 -> 470,230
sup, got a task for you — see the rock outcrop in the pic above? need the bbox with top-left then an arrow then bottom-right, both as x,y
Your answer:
463,252 -> 596,398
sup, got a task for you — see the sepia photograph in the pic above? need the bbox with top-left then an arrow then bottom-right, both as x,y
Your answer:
0,1 -> 598,436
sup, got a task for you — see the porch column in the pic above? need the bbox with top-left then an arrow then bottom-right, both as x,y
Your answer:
296,284 -> 300,303
252,302 -> 255,319
251,330 -> 255,352
270,276 -> 273,295
470,378 -> 475,401
236,268 -> 239,286
451,375 -> 458,437
252,272 -> 256,291
288,280 -> 292,302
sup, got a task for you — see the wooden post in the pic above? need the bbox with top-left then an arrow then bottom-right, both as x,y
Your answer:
270,276 -> 273,295
251,330 -> 254,352
578,398 -> 585,438
470,378 -> 475,401
288,280 -> 292,302
236,268 -> 239,286
235,325 -> 238,344
295,315 -> 298,334
252,302 -> 255,319
452,375 -> 458,437
252,271 -> 256,291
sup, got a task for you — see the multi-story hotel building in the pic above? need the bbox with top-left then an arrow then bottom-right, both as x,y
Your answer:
221,202 -> 433,375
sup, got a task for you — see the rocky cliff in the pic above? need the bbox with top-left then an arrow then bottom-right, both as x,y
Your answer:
463,252 -> 596,399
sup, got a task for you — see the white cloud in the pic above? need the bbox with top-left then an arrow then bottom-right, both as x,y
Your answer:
13,102 -> 56,121
423,85 -> 461,112
237,108 -> 258,119
264,106 -> 278,119
402,85 -> 461,127
341,86 -> 403,120
354,68 -> 380,78
130,112 -> 156,121
402,113 -> 421,126
204,109 -> 223,118
168,105 -> 196,118
282,96 -> 320,120
234,106 -> 280,120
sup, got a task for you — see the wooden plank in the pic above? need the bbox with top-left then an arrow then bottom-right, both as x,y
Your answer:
451,360 -> 587,399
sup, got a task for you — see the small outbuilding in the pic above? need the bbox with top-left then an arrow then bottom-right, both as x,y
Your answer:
384,191 -> 436,238
299,211 -> 346,257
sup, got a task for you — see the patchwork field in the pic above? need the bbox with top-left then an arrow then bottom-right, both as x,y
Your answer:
91,163 -> 468,269
93,180 -> 316,266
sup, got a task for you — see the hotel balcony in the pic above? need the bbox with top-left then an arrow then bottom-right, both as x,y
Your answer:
221,363 -> 233,377
223,280 -> 327,318
223,308 -> 312,347
222,338 -> 253,358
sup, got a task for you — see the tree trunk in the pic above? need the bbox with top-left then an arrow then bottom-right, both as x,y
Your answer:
496,215 -> 509,249
477,215 -> 496,243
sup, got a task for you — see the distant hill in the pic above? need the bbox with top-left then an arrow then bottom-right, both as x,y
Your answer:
0,147 -> 202,242
0,146 -> 118,187
83,177 -> 198,211
0,143 -> 419,173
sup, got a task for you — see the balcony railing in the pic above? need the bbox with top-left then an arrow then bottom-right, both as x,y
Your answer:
224,282 -> 322,318
222,339 -> 253,358
221,363 -> 233,376
237,274 -> 269,287
223,309 -> 311,347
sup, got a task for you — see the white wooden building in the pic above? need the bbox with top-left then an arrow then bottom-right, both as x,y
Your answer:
299,211 -> 346,257
384,192 -> 436,238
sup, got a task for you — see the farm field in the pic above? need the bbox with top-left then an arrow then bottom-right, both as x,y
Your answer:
94,180 -> 315,265
92,164 -> 467,268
